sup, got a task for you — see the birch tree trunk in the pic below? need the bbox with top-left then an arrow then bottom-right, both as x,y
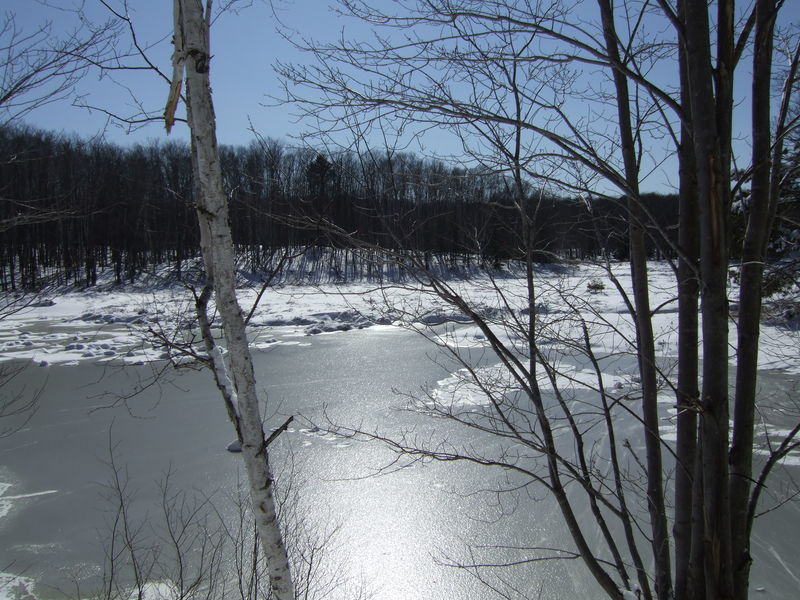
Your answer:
168,1 -> 295,597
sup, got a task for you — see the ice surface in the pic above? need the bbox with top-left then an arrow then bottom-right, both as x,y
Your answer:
0,260 -> 798,598
0,572 -> 36,600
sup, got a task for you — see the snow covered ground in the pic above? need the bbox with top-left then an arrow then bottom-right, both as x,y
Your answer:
0,261 -> 797,374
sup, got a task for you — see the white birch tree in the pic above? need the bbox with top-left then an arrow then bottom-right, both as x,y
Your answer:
165,1 -> 295,597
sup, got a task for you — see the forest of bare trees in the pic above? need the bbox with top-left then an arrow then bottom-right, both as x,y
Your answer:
0,123 -> 681,290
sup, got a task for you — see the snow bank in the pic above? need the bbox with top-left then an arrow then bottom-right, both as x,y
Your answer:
0,262 -> 797,378
0,572 -> 36,600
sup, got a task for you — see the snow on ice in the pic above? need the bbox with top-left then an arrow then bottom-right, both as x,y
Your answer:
1,262 -> 799,473
0,261 -> 797,374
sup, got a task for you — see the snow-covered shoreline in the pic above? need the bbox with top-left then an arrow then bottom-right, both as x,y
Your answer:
1,261 -> 797,375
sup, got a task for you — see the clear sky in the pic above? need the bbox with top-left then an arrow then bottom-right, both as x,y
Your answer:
5,1 -> 792,195
6,0 -> 366,149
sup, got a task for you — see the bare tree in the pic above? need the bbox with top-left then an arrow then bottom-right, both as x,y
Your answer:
89,440 -> 368,600
0,8 -> 119,126
0,6 -> 121,249
0,8 -> 123,435
279,1 -> 800,598
166,1 -> 295,597
0,361 -> 42,437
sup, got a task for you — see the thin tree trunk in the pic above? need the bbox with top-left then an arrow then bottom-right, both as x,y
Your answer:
683,2 -> 735,597
597,2 -> 672,597
170,1 -> 295,597
675,135 -> 702,598
731,5 -> 792,598
674,2 -> 701,594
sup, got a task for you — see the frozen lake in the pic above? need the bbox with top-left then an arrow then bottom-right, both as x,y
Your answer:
1,326 -> 604,599
1,269 -> 799,599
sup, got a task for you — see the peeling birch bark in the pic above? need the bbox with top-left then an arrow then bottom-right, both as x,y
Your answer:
168,1 -> 296,597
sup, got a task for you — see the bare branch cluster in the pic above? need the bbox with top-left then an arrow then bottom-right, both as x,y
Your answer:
0,9 -> 120,126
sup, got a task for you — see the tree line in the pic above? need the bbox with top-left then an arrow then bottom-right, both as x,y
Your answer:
0,123 -> 681,289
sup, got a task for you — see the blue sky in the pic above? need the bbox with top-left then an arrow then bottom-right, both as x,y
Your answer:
7,0 -> 363,148
6,1 -> 792,195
